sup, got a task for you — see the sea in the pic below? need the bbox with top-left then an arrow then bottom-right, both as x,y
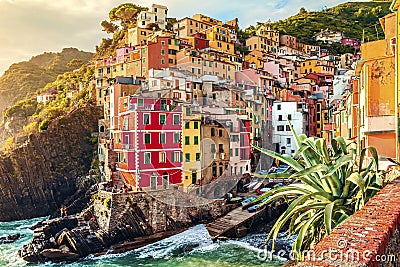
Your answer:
0,217 -> 288,267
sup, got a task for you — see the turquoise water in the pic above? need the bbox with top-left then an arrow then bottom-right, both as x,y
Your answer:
0,218 -> 285,267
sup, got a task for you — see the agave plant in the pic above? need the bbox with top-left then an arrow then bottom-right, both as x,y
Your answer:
252,124 -> 384,258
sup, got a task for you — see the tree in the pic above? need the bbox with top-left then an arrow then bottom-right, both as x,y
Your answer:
108,3 -> 148,29
66,59 -> 84,70
299,7 -> 307,14
101,20 -> 119,33
250,123 -> 386,259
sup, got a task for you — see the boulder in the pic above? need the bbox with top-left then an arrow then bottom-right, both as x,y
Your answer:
40,249 -> 80,262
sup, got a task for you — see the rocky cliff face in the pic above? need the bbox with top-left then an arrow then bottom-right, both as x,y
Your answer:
0,105 -> 102,221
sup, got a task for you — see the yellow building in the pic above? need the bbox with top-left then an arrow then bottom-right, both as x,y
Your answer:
300,59 -> 335,77
246,25 -> 279,56
356,12 -> 396,158
173,17 -> 213,38
127,27 -> 155,47
173,14 -> 234,54
245,50 -> 269,69
205,25 -> 234,54
182,105 -> 202,188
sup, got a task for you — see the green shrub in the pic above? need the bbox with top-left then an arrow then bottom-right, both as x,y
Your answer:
104,198 -> 111,209
38,118 -> 50,131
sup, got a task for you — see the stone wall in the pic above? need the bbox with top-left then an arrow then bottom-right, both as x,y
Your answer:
95,188 -> 234,235
0,105 -> 102,221
295,178 -> 400,266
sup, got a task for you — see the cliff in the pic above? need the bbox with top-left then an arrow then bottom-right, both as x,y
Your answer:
0,105 -> 102,221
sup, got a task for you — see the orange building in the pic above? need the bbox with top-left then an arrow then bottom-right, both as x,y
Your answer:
356,13 -> 396,158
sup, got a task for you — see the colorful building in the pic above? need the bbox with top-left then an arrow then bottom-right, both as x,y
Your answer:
246,25 -> 279,56
356,13 -> 396,158
114,97 -> 183,190
182,104 -> 202,187
300,58 -> 335,77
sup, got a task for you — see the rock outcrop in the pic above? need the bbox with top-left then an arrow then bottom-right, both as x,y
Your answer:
0,105 -> 102,221
19,189 -> 239,263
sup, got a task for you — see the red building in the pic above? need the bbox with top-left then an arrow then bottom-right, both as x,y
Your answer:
114,96 -> 183,190
191,33 -> 209,50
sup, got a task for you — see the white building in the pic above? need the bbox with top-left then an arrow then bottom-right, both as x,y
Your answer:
315,29 -> 343,44
137,4 -> 168,30
333,69 -> 354,97
272,101 -> 307,156
36,94 -> 55,104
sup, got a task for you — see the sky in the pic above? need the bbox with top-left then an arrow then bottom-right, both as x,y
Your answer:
0,0 -> 369,75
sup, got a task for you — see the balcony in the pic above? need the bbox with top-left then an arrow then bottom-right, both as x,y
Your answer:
122,144 -> 135,151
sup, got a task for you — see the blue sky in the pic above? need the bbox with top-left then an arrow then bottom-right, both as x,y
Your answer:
0,0 -> 370,75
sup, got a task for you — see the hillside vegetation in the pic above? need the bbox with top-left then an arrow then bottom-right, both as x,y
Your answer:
270,1 -> 391,43
0,48 -> 93,115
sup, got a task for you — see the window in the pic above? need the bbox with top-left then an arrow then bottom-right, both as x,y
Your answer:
186,107 -> 191,116
288,114 -> 292,120
235,148 -> 239,156
144,152 -> 151,164
143,113 -> 150,125
159,152 -> 166,163
286,125 -> 291,131
159,114 -> 166,125
219,129 -> 223,137
172,151 -> 181,162
160,133 -> 166,144
211,144 -> 216,153
277,104 -> 281,110
211,128 -> 215,136
278,115 -> 283,121
144,133 -> 151,144
174,133 -> 180,144
161,49 -> 165,55
138,98 -> 144,106
195,153 -> 201,161
185,153 -> 190,162
287,138 -> 291,145
123,117 -> 129,130
230,135 -> 239,142
185,136 -> 190,145
173,114 -> 180,125
194,121 -> 199,129
219,144 -> 224,153
277,125 -> 284,131
185,122 -> 190,129
194,136 -> 199,145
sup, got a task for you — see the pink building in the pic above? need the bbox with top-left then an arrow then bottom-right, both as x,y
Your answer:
341,37 -> 361,49
114,97 -> 183,190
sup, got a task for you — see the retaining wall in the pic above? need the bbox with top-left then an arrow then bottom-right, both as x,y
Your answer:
296,179 -> 400,267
